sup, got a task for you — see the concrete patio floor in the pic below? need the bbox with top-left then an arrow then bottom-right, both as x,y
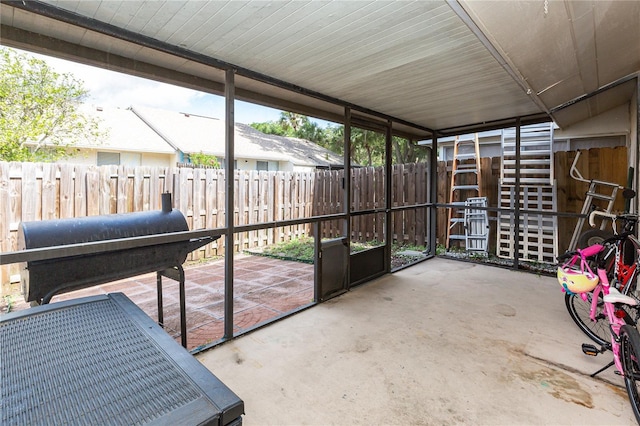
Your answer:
197,257 -> 637,425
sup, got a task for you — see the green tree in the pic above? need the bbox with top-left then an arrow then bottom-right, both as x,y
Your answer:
351,127 -> 385,167
188,151 -> 220,168
323,128 -> 429,166
251,112 -> 320,139
278,111 -> 306,133
251,111 -> 429,166
392,136 -> 429,164
319,125 -> 346,157
0,48 -> 103,162
251,112 -> 342,155
250,120 -> 289,137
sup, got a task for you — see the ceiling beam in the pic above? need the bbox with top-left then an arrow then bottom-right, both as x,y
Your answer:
436,112 -> 550,137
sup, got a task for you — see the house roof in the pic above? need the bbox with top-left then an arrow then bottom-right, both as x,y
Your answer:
71,104 -> 344,167
130,105 -> 344,167
75,104 -> 174,154
2,1 -> 637,140
235,123 -> 345,168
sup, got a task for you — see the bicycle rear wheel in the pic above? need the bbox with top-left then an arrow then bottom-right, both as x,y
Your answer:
619,325 -> 640,424
564,292 -> 609,347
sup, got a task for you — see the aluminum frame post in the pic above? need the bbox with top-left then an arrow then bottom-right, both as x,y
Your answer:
224,68 -> 235,339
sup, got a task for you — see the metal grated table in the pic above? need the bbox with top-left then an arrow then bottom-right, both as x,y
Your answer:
0,293 -> 243,426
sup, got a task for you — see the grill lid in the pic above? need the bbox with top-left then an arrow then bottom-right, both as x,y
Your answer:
18,204 -> 214,303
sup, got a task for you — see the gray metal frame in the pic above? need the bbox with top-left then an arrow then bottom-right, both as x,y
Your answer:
224,69 -> 235,340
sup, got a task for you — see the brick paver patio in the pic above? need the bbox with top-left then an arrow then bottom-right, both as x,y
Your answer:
29,254 -> 315,351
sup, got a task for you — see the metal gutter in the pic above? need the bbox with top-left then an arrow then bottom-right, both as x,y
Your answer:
549,72 -> 640,113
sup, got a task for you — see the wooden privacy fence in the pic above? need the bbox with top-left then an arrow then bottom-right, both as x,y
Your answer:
437,146 -> 629,254
0,147 -> 627,289
0,161 -> 429,289
555,146 -> 629,249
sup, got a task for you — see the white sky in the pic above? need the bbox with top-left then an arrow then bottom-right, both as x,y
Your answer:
15,48 -> 293,125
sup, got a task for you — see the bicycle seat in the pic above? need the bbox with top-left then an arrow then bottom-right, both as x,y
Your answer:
603,287 -> 638,306
580,244 -> 604,258
623,188 -> 636,200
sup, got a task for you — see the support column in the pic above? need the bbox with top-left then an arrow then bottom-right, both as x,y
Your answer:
429,133 -> 438,256
385,121 -> 393,272
224,68 -> 235,339
344,107 -> 351,286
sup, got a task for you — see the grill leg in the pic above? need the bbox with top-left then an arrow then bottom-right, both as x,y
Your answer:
157,265 -> 187,348
156,272 -> 164,327
178,265 -> 186,348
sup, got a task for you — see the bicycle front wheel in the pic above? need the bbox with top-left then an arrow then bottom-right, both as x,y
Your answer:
619,325 -> 640,424
564,292 -> 610,347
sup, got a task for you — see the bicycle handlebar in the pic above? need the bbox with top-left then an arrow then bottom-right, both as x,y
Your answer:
588,210 -> 639,236
589,210 -> 617,227
557,251 -> 575,262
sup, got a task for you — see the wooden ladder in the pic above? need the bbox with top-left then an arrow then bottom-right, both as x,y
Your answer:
446,134 -> 482,249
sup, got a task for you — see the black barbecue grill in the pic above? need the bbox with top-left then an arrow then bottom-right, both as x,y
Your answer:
15,193 -> 217,347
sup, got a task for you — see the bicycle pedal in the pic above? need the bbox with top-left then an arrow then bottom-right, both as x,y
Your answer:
582,343 -> 600,356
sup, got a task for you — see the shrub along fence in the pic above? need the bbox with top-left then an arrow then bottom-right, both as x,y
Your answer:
0,146 -> 627,290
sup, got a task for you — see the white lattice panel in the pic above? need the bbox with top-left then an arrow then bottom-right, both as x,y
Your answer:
501,122 -> 554,186
497,183 -> 558,264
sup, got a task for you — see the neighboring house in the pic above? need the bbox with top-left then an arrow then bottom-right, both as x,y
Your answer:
426,103 -> 630,161
60,104 -> 344,171
67,104 -> 176,167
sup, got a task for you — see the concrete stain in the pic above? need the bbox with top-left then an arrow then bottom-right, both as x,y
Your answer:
605,382 -> 629,400
354,338 -> 372,354
234,352 -> 244,364
494,303 -> 517,317
516,368 -> 594,408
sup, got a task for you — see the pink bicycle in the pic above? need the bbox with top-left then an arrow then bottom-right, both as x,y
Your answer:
558,210 -> 640,423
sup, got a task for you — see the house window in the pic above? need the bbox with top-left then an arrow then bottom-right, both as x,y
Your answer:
256,161 -> 279,171
121,153 -> 141,166
97,152 -> 120,166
